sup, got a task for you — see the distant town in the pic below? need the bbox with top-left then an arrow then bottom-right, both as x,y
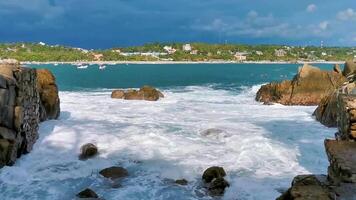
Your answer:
0,42 -> 355,63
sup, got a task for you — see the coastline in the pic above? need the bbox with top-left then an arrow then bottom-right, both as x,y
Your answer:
21,60 -> 345,65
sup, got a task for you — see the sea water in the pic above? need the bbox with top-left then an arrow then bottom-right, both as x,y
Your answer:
0,64 -> 337,200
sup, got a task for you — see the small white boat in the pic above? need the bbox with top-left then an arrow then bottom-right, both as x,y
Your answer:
99,65 -> 106,70
77,65 -> 88,69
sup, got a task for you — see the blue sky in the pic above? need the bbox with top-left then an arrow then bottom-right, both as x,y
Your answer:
0,0 -> 355,48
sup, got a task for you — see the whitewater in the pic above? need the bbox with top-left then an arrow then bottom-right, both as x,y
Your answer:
0,84 -> 335,200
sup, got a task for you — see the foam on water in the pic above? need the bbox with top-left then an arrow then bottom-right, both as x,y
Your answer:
0,85 -> 335,200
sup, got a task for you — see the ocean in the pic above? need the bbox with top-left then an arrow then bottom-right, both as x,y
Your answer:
0,63 -> 336,200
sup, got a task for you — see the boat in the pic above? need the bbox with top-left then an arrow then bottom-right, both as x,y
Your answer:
99,65 -> 106,70
77,64 -> 88,69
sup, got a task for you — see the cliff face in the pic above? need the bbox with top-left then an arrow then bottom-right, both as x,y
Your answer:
0,63 -> 60,167
256,64 -> 347,105
277,77 -> 356,200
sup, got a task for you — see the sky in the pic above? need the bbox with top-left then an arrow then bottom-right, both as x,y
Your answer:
0,0 -> 355,48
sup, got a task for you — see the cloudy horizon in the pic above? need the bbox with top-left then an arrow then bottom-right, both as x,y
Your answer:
0,0 -> 355,48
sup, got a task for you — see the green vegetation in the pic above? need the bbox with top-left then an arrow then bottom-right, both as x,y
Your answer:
0,42 -> 355,62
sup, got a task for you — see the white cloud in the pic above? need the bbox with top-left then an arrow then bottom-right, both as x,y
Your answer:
306,4 -> 317,13
319,21 -> 329,30
337,8 -> 356,21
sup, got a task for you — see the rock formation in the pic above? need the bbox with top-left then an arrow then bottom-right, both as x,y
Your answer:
277,78 -> 356,199
111,86 -> 164,101
76,188 -> 99,199
0,62 -> 60,168
256,64 -> 347,105
36,69 -> 60,121
99,166 -> 129,180
313,69 -> 355,127
342,59 -> 356,77
79,143 -> 98,160
202,166 -> 230,196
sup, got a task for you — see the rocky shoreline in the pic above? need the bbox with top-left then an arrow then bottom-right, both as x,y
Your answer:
0,60 -> 60,167
257,60 -> 356,199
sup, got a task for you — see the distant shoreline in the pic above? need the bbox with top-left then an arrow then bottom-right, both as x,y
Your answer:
22,60 -> 345,65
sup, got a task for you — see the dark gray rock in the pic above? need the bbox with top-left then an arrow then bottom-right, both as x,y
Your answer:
99,166 -> 129,180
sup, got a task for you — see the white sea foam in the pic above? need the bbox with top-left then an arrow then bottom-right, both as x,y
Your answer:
0,85 -> 335,200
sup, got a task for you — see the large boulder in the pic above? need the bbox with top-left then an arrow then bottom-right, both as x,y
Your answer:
36,69 -> 60,121
202,166 -> 229,196
111,86 -> 164,101
343,60 -> 356,77
79,143 -> 98,160
256,64 -> 347,105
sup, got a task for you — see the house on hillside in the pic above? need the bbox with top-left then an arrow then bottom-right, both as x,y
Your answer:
182,44 -> 192,51
275,49 -> 287,57
163,46 -> 177,54
234,52 -> 247,61
92,53 -> 104,61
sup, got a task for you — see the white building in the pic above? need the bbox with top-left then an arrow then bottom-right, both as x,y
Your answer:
234,52 -> 247,61
275,49 -> 287,57
255,51 -> 264,56
38,42 -> 46,46
163,46 -> 177,54
182,44 -> 192,51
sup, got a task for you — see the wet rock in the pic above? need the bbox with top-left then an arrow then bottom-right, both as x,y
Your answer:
111,86 -> 164,101
79,143 -> 98,160
256,64 -> 347,105
200,128 -> 224,137
208,177 -> 230,196
99,166 -> 129,180
175,179 -> 188,185
76,188 -> 99,198
343,60 -> 356,77
277,175 -> 332,200
202,166 -> 229,196
36,69 -> 60,121
202,166 -> 226,183
325,139 -> 356,183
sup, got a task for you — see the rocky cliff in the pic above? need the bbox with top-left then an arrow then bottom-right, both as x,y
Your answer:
256,64 -> 347,105
0,62 -> 60,167
277,78 -> 356,199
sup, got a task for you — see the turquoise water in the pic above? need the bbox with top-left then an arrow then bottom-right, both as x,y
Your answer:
0,63 -> 337,200
30,63 -> 334,91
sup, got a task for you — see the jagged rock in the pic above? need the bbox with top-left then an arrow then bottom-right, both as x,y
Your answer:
79,143 -> 98,160
175,179 -> 188,185
256,64 -> 347,105
99,166 -> 129,180
333,64 -> 342,74
277,175 -> 332,200
76,188 -> 99,198
202,166 -> 229,196
313,91 -> 338,127
36,69 -> 60,121
343,60 -> 356,77
0,63 -> 59,168
111,86 -> 164,101
325,139 -> 356,183
336,94 -> 356,140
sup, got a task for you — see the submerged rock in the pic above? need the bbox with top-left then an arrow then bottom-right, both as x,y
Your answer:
111,86 -> 164,101
256,64 -> 347,105
175,179 -> 188,185
76,188 -> 99,198
99,166 -> 129,180
36,69 -> 60,121
79,143 -> 98,160
202,166 -> 229,196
